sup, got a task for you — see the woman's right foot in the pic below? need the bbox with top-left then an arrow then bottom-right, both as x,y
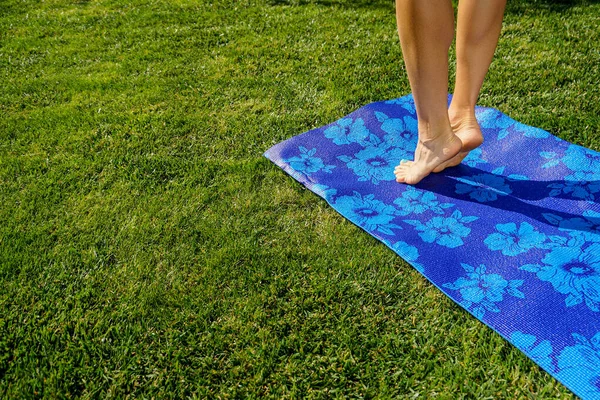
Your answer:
433,109 -> 483,173
394,125 -> 462,185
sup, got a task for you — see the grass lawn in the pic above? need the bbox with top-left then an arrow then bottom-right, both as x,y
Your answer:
1,0 -> 599,397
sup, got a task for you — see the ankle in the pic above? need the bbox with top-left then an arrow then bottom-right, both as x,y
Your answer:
417,118 -> 453,141
448,105 -> 477,126
448,98 -> 476,115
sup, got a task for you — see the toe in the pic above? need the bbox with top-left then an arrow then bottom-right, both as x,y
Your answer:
394,165 -> 411,183
395,161 -> 413,170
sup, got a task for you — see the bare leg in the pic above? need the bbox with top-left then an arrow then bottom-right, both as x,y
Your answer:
434,0 -> 506,172
393,0 -> 462,185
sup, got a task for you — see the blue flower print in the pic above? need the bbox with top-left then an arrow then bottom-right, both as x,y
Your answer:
334,191 -> 402,236
383,239 -> 424,272
510,332 -> 555,372
540,151 -> 561,169
509,121 -> 550,139
463,147 -> 486,168
284,146 -> 335,175
393,186 -> 454,216
520,242 -> 600,311
543,210 -> 600,238
546,145 -> 600,199
562,144 -> 600,179
324,117 -> 370,146
405,210 -> 478,248
443,263 -> 524,319
337,141 -> 411,185
312,184 -> 337,201
477,108 -> 513,140
484,222 -> 547,256
455,172 -> 512,203
557,332 -> 600,398
384,97 -> 416,114
567,230 -> 600,247
548,172 -> 600,201
374,111 -> 418,148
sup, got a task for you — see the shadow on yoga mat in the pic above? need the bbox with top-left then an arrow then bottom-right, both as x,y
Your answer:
264,94 -> 600,399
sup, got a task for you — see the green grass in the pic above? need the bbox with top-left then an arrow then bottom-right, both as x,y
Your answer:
1,0 -> 598,397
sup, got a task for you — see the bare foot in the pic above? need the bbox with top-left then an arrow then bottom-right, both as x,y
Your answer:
393,127 -> 462,185
432,110 -> 483,173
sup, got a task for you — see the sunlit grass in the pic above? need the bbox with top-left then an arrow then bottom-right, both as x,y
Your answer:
2,0 -> 597,397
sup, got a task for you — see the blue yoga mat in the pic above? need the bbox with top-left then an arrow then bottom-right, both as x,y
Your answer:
264,94 -> 600,399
